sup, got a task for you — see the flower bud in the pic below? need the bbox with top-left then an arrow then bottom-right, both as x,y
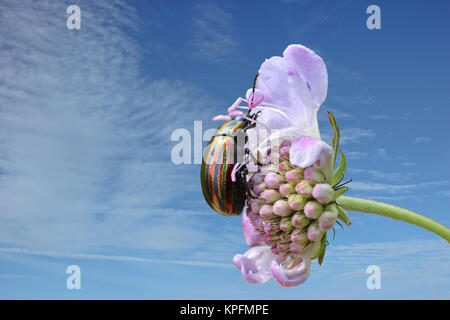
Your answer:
291,228 -> 308,245
307,221 -> 323,241
253,183 -> 266,195
263,221 -> 280,234
250,201 -> 262,214
264,172 -> 284,189
276,251 -> 289,260
318,204 -> 339,231
295,180 -> 313,197
264,233 -> 280,241
279,183 -> 295,197
291,213 -> 311,228
281,139 -> 291,147
285,169 -> 303,182
279,217 -> 294,232
304,201 -> 324,219
273,199 -> 293,217
277,242 -> 290,252
280,231 -> 292,242
280,146 -> 290,159
259,204 -> 276,219
260,164 -> 276,175
250,214 -> 263,231
261,189 -> 282,203
278,160 -> 292,172
304,167 -> 325,183
312,183 -> 335,204
290,242 -> 305,254
249,172 -> 264,186
287,194 -> 307,211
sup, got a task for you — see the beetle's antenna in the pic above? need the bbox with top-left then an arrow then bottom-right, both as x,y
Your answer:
252,73 -> 259,94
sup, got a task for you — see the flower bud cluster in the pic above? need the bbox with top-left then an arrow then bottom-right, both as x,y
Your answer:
246,139 -> 337,260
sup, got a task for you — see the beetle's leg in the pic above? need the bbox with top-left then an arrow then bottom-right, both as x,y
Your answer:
243,135 -> 257,167
240,167 -> 259,199
239,138 -> 260,199
257,150 -> 263,166
242,111 -> 261,131
251,110 -> 262,121
241,133 -> 268,169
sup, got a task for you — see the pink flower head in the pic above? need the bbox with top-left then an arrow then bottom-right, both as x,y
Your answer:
232,44 -> 335,287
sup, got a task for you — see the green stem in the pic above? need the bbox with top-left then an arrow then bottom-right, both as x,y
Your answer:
338,196 -> 450,243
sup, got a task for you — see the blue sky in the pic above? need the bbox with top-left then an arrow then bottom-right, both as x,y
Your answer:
0,0 -> 449,299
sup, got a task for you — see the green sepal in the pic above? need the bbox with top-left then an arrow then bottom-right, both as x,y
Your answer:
318,233 -> 327,265
332,150 -> 347,186
334,186 -> 349,199
336,205 -> 351,226
328,112 -> 340,166
311,232 -> 327,263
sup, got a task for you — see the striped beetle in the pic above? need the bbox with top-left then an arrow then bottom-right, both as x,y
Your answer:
200,75 -> 262,216
200,118 -> 257,216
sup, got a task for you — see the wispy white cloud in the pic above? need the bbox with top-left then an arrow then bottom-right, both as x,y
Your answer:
189,1 -> 237,61
346,151 -> 368,160
368,113 -> 410,121
0,247 -> 232,268
376,148 -> 390,160
350,168 -> 415,182
340,128 -> 376,145
319,107 -> 351,121
291,4 -> 336,37
0,273 -> 42,279
413,136 -> 431,143
327,63 -> 364,84
393,156 -> 417,168
321,127 -> 375,146
0,0 -> 214,252
401,161 -> 416,168
326,240 -> 450,285
350,180 -> 449,194
360,195 -> 416,202
369,114 -> 392,120
437,190 -> 450,197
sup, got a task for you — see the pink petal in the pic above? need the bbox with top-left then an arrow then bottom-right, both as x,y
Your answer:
231,163 -> 240,183
270,258 -> 311,287
212,115 -> 231,121
242,208 -> 264,247
245,88 -> 265,104
290,136 -> 332,174
228,97 -> 243,113
233,246 -> 274,284
241,44 -> 329,139
258,57 -> 315,110
250,57 -> 319,136
247,92 -> 264,109
290,136 -> 333,183
283,44 -> 328,108
229,110 -> 244,117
